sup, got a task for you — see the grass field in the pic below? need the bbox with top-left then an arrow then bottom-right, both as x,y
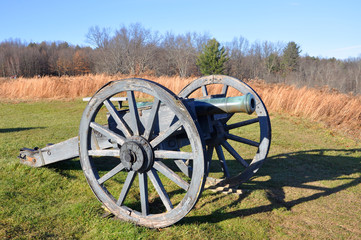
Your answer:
0,99 -> 360,239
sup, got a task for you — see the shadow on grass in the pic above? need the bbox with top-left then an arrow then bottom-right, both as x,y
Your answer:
42,148 -> 361,226
46,156 -> 122,179
182,148 -> 361,224
0,127 -> 45,133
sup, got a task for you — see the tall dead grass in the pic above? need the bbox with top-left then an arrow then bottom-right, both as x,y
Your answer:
1,74 -> 360,139
255,83 -> 361,139
0,74 -> 195,99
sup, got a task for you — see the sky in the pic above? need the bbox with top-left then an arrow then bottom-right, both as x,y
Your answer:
1,0 -> 360,60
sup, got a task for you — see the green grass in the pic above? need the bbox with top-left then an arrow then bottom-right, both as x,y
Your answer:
1,100 -> 361,239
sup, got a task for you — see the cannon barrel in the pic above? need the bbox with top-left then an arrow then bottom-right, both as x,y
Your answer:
192,93 -> 256,116
137,93 -> 256,116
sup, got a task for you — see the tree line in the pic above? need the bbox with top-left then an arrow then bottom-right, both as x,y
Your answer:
0,40 -> 93,77
1,23 -> 360,94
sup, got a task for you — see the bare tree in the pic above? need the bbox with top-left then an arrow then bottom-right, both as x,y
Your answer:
225,36 -> 249,78
163,32 -> 209,77
86,26 -> 115,74
111,23 -> 160,75
86,26 -> 111,49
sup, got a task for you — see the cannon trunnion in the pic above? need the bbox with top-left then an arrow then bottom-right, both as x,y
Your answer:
19,75 -> 271,228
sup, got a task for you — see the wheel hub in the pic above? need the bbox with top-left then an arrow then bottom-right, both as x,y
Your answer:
119,136 -> 154,173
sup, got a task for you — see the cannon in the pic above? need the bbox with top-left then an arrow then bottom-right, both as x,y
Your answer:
18,75 -> 271,228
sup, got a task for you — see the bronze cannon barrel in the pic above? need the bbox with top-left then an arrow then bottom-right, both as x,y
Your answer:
192,93 -> 256,116
136,93 -> 256,116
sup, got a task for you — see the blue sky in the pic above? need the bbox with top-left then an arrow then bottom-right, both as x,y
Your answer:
1,0 -> 360,59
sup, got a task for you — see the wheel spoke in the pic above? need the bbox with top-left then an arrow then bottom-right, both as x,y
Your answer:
150,120 -> 182,148
90,122 -> 125,145
104,99 -> 132,137
215,145 -> 230,178
221,140 -> 249,168
88,149 -> 119,156
91,129 -> 101,150
148,168 -> 173,211
116,170 -> 136,206
201,85 -> 208,96
221,84 -> 228,96
127,90 -> 140,136
153,161 -> 189,190
97,163 -> 125,185
143,98 -> 160,140
174,160 -> 192,178
225,117 -> 259,130
205,145 -> 214,176
154,150 -> 193,160
138,172 -> 149,216
226,133 -> 260,147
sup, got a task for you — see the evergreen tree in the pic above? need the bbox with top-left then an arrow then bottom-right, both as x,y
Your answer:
196,38 -> 228,75
281,41 -> 301,72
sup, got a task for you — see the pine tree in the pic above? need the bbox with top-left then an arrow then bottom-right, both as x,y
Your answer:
281,41 -> 301,72
196,38 -> 228,75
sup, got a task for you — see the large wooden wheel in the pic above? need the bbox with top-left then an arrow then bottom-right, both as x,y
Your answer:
179,75 -> 271,186
79,78 -> 206,228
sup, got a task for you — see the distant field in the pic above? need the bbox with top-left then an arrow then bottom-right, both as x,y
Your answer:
0,99 -> 360,239
0,74 -> 360,139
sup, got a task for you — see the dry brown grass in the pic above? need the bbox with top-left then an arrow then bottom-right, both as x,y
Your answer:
0,74 -> 197,100
255,83 -> 361,139
1,74 -> 360,139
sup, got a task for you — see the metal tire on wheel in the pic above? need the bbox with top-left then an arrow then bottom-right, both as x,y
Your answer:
79,78 -> 206,228
179,75 -> 271,186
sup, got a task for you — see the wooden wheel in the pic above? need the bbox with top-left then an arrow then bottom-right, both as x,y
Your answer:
79,78 -> 205,228
179,75 -> 271,186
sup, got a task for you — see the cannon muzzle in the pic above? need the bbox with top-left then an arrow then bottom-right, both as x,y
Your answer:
193,93 -> 256,116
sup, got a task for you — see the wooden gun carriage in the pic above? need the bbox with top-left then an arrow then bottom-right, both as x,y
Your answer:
19,75 -> 271,228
